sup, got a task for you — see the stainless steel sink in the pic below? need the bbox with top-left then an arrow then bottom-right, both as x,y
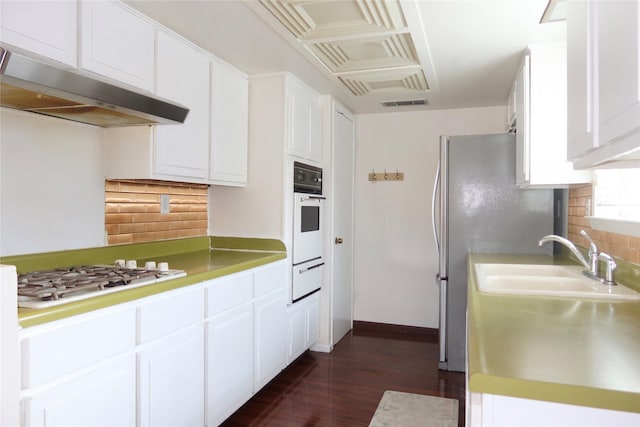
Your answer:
474,263 -> 640,300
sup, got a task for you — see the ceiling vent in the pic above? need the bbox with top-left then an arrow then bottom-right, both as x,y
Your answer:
381,99 -> 429,107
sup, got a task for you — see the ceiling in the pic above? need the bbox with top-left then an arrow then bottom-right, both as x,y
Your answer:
124,0 -> 566,114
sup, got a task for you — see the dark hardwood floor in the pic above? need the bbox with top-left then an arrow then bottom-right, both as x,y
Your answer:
221,322 -> 466,427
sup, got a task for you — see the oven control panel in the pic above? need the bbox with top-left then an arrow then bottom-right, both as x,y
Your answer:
294,162 -> 322,195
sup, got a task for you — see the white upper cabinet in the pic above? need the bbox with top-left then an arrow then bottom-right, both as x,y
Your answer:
80,0 -> 154,92
567,0 -> 640,169
104,28 -> 248,186
154,31 -> 210,181
286,78 -> 322,164
0,0 -> 78,66
209,59 -> 249,185
515,44 -> 592,188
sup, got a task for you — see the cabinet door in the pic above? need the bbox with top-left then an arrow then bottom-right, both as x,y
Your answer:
308,95 -> 323,163
80,0 -> 154,92
567,0 -> 596,160
254,288 -> 286,391
567,0 -> 640,167
287,81 -> 311,159
286,301 -> 307,364
138,325 -> 205,427
0,0 -> 77,66
516,45 -> 591,187
596,0 -> 640,149
22,308 -> 135,388
515,55 -> 530,185
24,355 -> 135,427
155,31 -> 210,181
207,302 -> 254,426
306,292 -> 320,348
209,60 -> 249,185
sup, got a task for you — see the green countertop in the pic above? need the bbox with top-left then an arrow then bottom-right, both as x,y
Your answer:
2,237 -> 286,328
467,253 -> 640,414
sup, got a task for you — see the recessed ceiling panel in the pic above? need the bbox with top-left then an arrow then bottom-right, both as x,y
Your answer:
339,67 -> 428,96
259,0 -> 407,41
257,0 -> 434,106
308,33 -> 419,73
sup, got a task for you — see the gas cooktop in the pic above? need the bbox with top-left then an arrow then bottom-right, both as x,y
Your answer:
17,264 -> 186,309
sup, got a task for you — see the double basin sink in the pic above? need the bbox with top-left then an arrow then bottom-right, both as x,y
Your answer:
475,263 -> 640,300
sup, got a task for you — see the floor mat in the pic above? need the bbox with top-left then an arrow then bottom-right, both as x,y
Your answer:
369,390 -> 459,427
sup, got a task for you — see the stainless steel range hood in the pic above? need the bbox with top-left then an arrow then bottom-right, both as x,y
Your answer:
0,48 -> 189,127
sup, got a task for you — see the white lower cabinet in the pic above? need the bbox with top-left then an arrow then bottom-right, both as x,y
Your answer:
206,302 -> 254,426
138,324 -> 205,427
254,287 -> 287,391
467,392 -> 640,427
286,292 -> 320,364
19,261 -> 288,427
307,293 -> 320,350
23,354 -> 136,427
19,306 -> 137,427
287,300 -> 307,363
205,269 -> 255,427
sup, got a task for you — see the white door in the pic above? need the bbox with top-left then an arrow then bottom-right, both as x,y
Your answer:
332,105 -> 355,346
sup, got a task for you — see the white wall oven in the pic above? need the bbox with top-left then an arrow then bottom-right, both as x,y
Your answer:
292,162 -> 325,302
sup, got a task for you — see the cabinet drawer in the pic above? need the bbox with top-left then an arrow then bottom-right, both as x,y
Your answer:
21,308 -> 136,388
254,262 -> 285,297
206,273 -> 253,316
23,354 -> 136,427
137,287 -> 204,343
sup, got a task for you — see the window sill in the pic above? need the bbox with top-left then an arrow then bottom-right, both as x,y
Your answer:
586,216 -> 640,237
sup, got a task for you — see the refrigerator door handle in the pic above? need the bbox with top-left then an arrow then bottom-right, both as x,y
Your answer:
431,159 -> 441,255
439,136 -> 448,279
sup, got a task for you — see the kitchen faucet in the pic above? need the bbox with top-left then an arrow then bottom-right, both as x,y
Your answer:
579,230 -> 600,279
538,230 -> 617,285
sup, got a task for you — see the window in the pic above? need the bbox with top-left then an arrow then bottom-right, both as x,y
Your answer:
588,169 -> 640,237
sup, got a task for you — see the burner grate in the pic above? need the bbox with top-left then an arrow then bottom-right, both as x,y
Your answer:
17,265 -> 186,307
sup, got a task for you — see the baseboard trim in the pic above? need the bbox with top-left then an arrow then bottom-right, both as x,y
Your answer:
353,320 -> 438,341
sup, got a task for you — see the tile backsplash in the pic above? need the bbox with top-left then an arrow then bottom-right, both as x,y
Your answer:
105,180 -> 208,245
568,184 -> 639,264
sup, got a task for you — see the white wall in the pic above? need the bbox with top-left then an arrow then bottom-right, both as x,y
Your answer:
0,109 -> 106,256
354,106 -> 507,328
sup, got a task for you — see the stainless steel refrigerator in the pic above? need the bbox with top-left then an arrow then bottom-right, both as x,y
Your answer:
432,133 -> 554,372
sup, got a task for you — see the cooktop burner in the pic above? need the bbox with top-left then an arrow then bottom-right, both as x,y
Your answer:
17,264 -> 186,309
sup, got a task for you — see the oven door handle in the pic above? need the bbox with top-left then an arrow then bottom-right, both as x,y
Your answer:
300,195 -> 326,202
298,262 -> 325,273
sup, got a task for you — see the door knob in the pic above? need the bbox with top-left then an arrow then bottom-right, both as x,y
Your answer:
335,237 -> 344,244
